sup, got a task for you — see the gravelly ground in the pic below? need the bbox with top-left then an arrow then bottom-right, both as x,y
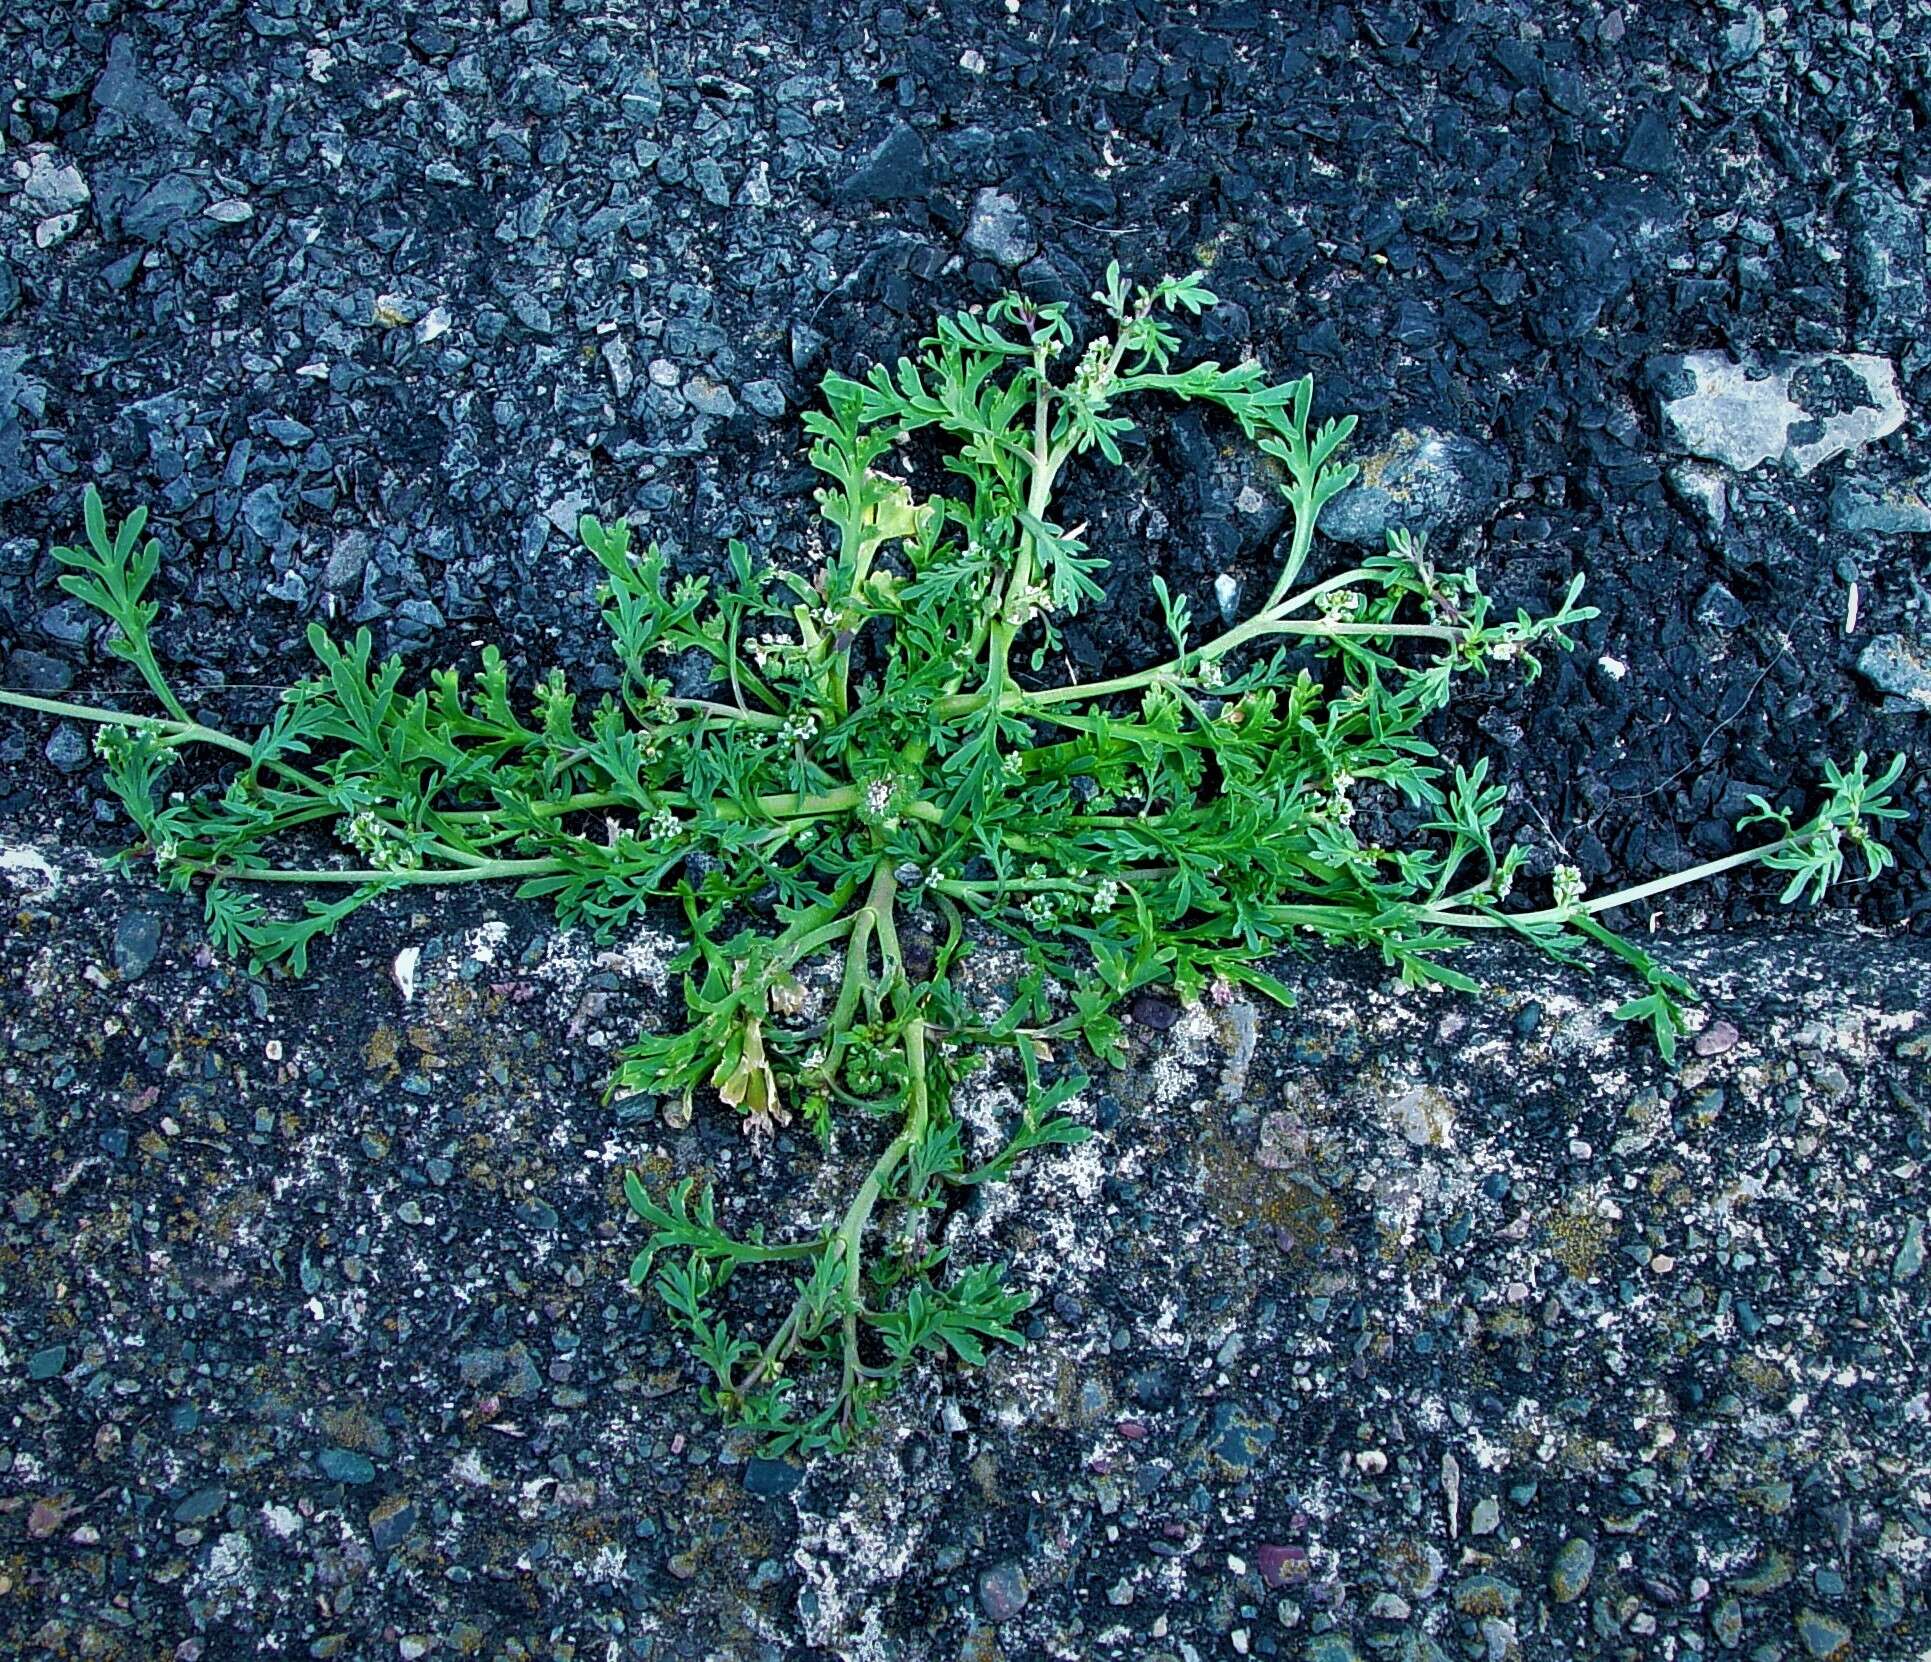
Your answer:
2,858 -> 1927,1660
3,1 -> 1931,1658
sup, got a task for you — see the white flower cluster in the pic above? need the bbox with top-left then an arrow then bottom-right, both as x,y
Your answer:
858,774 -> 904,830
1000,577 -> 1052,630
343,808 -> 422,871
747,630 -> 803,670
1021,892 -> 1059,928
1552,863 -> 1585,912
1070,336 -> 1112,403
780,711 -> 818,746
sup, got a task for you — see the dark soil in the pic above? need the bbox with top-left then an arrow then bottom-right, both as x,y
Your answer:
3,2 -> 1929,1658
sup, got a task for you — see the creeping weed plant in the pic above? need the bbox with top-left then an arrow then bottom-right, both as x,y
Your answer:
2,269 -> 1906,1452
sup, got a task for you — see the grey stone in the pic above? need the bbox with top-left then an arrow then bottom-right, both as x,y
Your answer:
0,255 -> 18,323
1667,463 -> 1728,532
172,1485 -> 228,1524
319,1448 -> 377,1485
241,483 -> 287,545
964,189 -> 1036,268
977,1561 -> 1029,1622
1830,477 -> 1931,535
744,1456 -> 803,1496
28,1344 -> 66,1379
0,421 -> 31,505
1795,1608 -> 1851,1659
790,322 -> 827,372
1452,1574 -> 1521,1616
1651,351 -> 1905,475
741,379 -> 786,419
112,911 -> 162,979
22,150 -> 90,216
323,533 -> 371,591
684,376 -> 738,418
602,337 -> 634,397
39,601 -> 95,646
1196,1400 -> 1276,1474
691,157 -> 730,208
1894,1215 -> 1926,1283
1843,185 -> 1927,345
120,173 -> 204,241
1856,635 -> 1931,711
511,294 -> 554,335
1621,110 -> 1678,174
1387,1084 -> 1453,1147
92,32 -> 190,137
1551,1537 -> 1595,1603
1721,8 -> 1764,64
1319,427 -> 1507,546
836,123 -> 928,204
1695,584 -> 1749,631
369,1494 -> 418,1552
45,722 -> 90,773
6,649 -> 73,694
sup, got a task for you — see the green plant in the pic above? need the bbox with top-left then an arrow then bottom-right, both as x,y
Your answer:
0,269 -> 1906,1453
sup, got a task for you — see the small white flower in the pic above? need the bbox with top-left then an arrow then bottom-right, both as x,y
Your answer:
1552,864 -> 1584,912
1317,587 -> 1362,619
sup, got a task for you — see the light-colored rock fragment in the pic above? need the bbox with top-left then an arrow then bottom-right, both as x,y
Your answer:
1652,351 -> 1905,476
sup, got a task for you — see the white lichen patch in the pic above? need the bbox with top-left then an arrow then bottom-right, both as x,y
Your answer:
0,842 -> 62,894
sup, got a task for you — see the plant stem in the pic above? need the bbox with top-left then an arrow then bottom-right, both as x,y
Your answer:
981,340 -> 1061,704
668,697 -> 786,729
736,859 -> 928,1412
438,782 -> 944,828
0,687 -> 256,760
194,856 -> 563,885
1264,485 -> 1320,609
1422,841 -> 1780,931
933,554 -> 1461,721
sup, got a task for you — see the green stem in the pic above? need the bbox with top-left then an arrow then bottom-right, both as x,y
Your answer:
1422,841 -> 1781,931
669,698 -> 785,729
191,856 -> 562,886
1264,488 -> 1320,609
442,782 -> 943,828
736,860 -> 925,1407
0,687 -> 256,760
981,342 -> 1060,702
